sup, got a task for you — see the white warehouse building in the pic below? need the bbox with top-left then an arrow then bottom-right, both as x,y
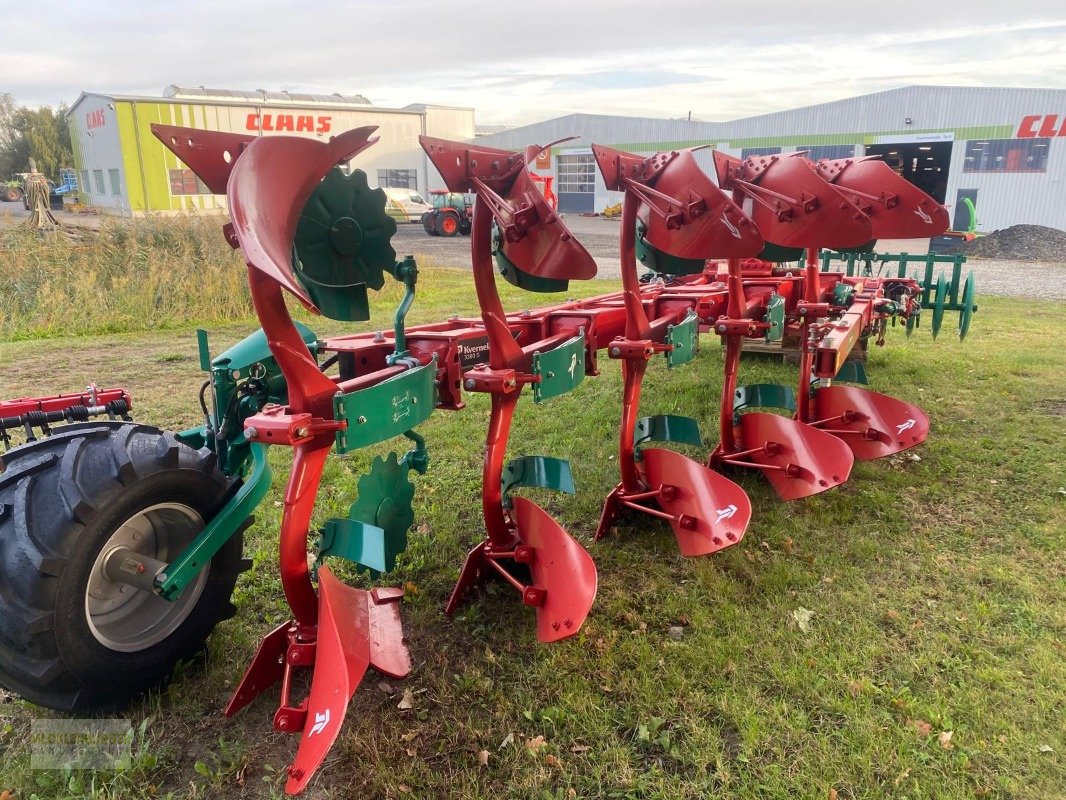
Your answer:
65,85 -> 476,215
475,86 -> 1066,233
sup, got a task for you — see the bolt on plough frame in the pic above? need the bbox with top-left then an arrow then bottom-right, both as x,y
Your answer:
0,124 -> 975,796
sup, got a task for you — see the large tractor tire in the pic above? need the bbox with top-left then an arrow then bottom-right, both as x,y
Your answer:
421,211 -> 438,236
1,186 -> 21,203
435,210 -> 461,237
0,422 -> 246,712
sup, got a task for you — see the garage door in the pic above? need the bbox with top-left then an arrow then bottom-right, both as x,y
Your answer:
556,153 -> 595,213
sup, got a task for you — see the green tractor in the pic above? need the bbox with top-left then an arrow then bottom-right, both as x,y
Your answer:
421,190 -> 473,237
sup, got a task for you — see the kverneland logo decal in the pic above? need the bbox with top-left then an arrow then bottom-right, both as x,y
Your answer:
246,113 -> 332,134
1016,114 -> 1066,138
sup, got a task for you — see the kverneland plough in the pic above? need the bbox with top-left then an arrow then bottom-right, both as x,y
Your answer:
0,124 -> 973,795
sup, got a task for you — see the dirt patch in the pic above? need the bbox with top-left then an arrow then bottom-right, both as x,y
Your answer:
948,224 -> 1066,262
1038,399 -> 1066,418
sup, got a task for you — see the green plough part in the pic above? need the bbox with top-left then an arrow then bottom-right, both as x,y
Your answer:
764,294 -> 786,343
156,442 -> 272,601
532,334 -> 586,403
635,222 -> 706,276
634,415 -> 704,449
666,312 -> 699,368
833,282 -> 855,307
292,168 -> 398,322
317,518 -> 387,574
494,228 -> 569,292
733,383 -> 797,424
501,456 -> 576,507
834,361 -> 869,385
334,357 -> 437,453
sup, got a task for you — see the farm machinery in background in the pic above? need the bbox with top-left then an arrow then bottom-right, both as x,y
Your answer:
0,123 -> 975,795
420,189 -> 474,236
419,173 -> 557,238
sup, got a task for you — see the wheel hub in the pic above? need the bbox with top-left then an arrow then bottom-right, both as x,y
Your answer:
84,503 -> 209,652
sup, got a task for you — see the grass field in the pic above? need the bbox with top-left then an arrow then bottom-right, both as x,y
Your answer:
1,260 -> 1064,800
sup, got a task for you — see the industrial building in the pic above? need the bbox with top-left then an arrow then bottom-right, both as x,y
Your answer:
65,86 -> 475,214
476,86 -> 1066,232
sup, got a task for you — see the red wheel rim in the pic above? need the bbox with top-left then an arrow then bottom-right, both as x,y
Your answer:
442,216 -> 458,234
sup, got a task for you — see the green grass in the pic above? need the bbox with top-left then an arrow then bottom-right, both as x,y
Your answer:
0,268 -> 1063,800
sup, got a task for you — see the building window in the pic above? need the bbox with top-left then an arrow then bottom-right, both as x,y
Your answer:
80,170 -> 91,195
741,146 -> 781,159
796,145 -> 856,161
378,169 -> 417,189
168,168 -> 210,195
108,169 -> 121,196
556,154 -> 595,193
963,138 -> 1049,173
93,169 -> 105,195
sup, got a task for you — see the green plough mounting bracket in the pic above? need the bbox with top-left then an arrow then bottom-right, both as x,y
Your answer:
764,294 -> 786,343
531,333 -> 586,403
666,311 -> 699,368
333,357 -> 438,454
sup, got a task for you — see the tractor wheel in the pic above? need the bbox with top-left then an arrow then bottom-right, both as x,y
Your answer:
0,422 -> 246,712
459,219 -> 472,236
1,186 -> 21,203
421,212 -> 438,236
435,211 -> 461,237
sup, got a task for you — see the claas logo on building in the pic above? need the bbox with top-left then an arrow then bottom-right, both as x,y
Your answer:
86,108 -> 106,130
246,113 -> 332,134
1016,114 -> 1066,138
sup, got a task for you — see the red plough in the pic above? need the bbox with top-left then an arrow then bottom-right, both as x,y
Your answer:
155,125 -> 417,794
590,145 -> 757,554
419,135 -> 598,642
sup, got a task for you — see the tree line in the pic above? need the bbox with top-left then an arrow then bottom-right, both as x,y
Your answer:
1,93 -> 75,183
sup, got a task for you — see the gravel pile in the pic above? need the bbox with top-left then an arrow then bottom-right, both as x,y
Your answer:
949,224 -> 1066,262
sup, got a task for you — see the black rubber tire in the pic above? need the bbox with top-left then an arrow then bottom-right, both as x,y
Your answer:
435,211 -> 461,237
0,422 -> 245,712
421,212 -> 437,235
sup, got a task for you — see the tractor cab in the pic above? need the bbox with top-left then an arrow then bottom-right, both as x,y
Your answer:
421,189 -> 474,237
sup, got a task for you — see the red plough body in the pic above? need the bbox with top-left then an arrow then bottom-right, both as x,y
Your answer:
419,135 -> 598,642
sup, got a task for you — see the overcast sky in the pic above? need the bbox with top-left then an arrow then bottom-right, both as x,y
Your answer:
3,1 -> 1064,125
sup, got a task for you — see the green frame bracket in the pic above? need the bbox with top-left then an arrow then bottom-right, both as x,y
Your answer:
156,442 -> 272,601
634,414 -> 703,449
666,311 -> 699,368
764,294 -> 785,343
501,456 -> 575,507
531,334 -> 586,403
334,357 -> 437,453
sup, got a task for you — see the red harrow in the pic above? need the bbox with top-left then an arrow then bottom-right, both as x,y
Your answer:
0,124 -> 969,795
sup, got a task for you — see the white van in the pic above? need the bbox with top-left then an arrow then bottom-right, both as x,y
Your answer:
382,187 -> 432,223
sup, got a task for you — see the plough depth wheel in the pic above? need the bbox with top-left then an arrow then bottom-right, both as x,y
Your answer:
0,422 -> 246,711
